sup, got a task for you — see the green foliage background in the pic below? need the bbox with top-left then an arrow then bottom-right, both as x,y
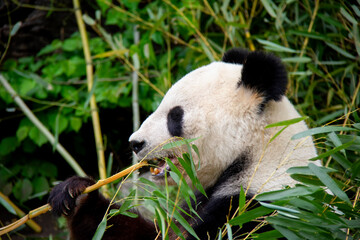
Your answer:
0,0 -> 359,239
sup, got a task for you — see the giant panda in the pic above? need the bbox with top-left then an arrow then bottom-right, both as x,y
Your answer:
48,48 -> 317,240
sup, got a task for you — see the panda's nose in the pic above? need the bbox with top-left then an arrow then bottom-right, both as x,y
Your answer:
129,140 -> 146,154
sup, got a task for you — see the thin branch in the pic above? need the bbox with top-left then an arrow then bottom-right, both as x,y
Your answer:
0,74 -> 86,176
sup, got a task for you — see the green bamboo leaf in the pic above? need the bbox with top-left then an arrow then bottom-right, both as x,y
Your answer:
319,61 -> 347,65
287,166 -> 337,175
259,202 -> 300,214
169,221 -> 185,240
239,186 -> 245,213
340,7 -> 357,25
292,126 -> 356,140
253,229 -> 284,240
272,225 -> 302,240
266,116 -> 308,128
353,23 -> 360,57
92,218 -> 106,240
325,42 -> 356,59
226,223 -> 233,240
257,39 -> 299,53
155,208 -> 167,240
328,132 -> 346,157
260,0 -> 276,18
290,174 -> 324,186
277,210 -> 299,219
268,126 -> 287,143
228,206 -> 273,226
288,30 -> 329,41
266,117 -> 308,143
282,57 -> 312,63
353,123 -> 360,130
336,135 -> 360,151
308,163 -> 351,205
310,139 -> 355,161
218,229 -> 223,240
256,186 -> 321,201
331,152 -> 352,169
172,208 -> 200,240
289,71 -> 313,76
0,196 -> 16,215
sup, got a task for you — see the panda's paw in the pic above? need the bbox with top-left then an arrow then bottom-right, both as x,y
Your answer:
48,176 -> 95,216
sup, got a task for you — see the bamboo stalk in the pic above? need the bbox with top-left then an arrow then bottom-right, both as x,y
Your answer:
0,192 -> 41,233
72,0 -> 107,183
132,25 -> 141,204
0,74 -> 86,176
0,161 -> 148,236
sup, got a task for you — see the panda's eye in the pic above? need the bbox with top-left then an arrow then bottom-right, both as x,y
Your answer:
167,106 -> 184,137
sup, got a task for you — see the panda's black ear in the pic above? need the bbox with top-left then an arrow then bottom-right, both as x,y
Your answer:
222,48 -> 250,65
239,51 -> 288,104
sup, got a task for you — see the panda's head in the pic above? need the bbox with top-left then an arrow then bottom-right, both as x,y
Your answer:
129,48 -> 289,189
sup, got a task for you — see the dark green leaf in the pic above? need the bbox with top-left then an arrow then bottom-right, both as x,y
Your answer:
92,218 -> 107,240
259,202 -> 300,214
228,206 -> 273,226
287,166 -> 337,175
272,225 -> 302,240
256,186 -> 321,201
0,195 -> 16,215
292,126 -> 356,140
253,229 -> 284,240
310,139 -> 355,160
308,163 -> 351,205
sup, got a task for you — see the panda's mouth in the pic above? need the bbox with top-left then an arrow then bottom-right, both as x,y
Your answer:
149,156 -> 177,177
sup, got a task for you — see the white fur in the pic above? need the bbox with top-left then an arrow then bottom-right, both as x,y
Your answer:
129,61 -> 317,195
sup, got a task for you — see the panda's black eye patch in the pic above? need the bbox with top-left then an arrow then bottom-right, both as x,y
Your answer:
167,106 -> 184,137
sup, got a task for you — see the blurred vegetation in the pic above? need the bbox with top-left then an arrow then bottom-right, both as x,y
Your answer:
0,0 -> 359,239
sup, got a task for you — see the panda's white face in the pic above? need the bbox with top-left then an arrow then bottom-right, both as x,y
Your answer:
129,49 -> 317,193
129,62 -> 265,188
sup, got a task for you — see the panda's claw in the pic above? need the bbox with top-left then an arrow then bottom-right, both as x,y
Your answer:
64,200 -> 70,211
48,176 -> 96,216
68,189 -> 74,198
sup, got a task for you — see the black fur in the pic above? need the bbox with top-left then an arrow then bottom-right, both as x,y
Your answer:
222,48 -> 250,65
213,153 -> 249,191
239,51 -> 288,103
167,106 -> 184,137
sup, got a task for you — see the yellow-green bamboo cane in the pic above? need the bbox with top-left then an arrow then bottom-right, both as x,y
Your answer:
73,0 -> 107,183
